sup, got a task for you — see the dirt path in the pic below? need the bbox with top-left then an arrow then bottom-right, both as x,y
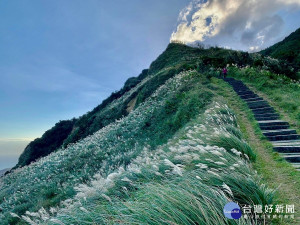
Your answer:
213,78 -> 300,224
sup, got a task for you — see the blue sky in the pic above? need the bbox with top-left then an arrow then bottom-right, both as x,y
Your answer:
0,0 -> 189,169
0,0 -> 299,170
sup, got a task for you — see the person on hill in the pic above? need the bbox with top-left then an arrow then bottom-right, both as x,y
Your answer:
222,67 -> 228,79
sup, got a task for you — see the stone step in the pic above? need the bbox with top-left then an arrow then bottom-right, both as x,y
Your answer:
254,112 -> 278,117
247,100 -> 268,106
259,121 -> 289,130
256,116 -> 280,121
237,91 -> 256,96
266,134 -> 300,141
258,120 -> 287,125
291,163 -> 300,169
274,146 -> 300,153
231,84 -> 248,88
234,87 -> 251,91
272,140 -> 300,146
232,86 -> 250,89
252,107 -> 275,114
263,129 -> 297,137
233,85 -> 249,88
253,112 -> 279,117
226,78 -> 300,168
280,153 -> 300,163
239,93 -> 259,99
255,114 -> 280,118
244,97 -> 264,102
236,91 -> 253,95
261,125 -> 290,130
249,104 -> 272,110
240,96 -> 259,100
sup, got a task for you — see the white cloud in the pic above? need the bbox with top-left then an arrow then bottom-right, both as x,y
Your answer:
171,0 -> 300,51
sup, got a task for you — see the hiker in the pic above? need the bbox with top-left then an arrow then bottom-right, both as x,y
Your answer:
222,67 -> 228,79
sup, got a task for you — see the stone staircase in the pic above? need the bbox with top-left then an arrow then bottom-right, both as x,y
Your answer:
225,78 -> 300,171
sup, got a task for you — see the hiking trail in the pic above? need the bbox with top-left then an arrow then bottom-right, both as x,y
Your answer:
225,78 -> 300,171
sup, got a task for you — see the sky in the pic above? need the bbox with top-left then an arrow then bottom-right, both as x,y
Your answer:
0,0 -> 299,170
171,0 -> 300,51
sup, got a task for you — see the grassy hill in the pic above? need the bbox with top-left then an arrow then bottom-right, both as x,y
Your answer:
1,42 -> 300,224
15,40 -> 299,168
260,28 -> 300,73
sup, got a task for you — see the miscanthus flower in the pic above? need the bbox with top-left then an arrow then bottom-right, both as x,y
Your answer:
5,90 -> 264,224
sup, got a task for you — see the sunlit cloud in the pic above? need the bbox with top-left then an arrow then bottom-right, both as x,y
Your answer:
171,0 -> 300,51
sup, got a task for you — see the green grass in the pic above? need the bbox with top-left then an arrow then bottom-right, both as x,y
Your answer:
228,66 -> 300,132
213,77 -> 300,224
4,43 -> 297,224
13,101 -> 275,225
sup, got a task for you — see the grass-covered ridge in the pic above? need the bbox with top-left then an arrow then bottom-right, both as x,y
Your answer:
16,38 -> 300,168
14,102 -> 274,225
3,41 -> 299,224
0,70 -> 214,224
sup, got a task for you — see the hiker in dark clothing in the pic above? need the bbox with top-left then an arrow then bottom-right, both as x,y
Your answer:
222,67 -> 228,79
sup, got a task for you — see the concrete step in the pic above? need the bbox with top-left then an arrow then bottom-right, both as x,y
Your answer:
261,125 -> 290,130
234,87 -> 251,91
247,100 -> 268,106
259,120 -> 289,130
237,91 -> 256,96
249,104 -> 272,110
272,140 -> 300,146
266,134 -> 300,141
253,112 -> 279,117
254,112 -> 278,117
274,146 -> 300,153
255,114 -> 280,119
252,107 -> 275,114
232,86 -> 248,89
256,116 -> 280,121
244,97 -> 264,102
258,120 -> 287,125
240,96 -> 259,100
280,153 -> 300,163
291,163 -> 300,169
263,129 -> 297,137
226,78 -> 300,169
239,93 -> 259,99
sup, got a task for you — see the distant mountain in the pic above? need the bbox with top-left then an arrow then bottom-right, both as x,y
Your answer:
260,28 -> 300,71
0,168 -> 10,177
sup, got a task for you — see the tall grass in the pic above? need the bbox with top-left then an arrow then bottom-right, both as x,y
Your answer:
16,103 -> 274,225
210,133 -> 256,161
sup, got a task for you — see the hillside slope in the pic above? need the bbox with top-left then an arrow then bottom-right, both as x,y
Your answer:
15,39 -> 299,169
0,169 -> 10,177
15,69 -> 148,168
1,44 -> 217,224
260,28 -> 300,71
3,42 -> 300,224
